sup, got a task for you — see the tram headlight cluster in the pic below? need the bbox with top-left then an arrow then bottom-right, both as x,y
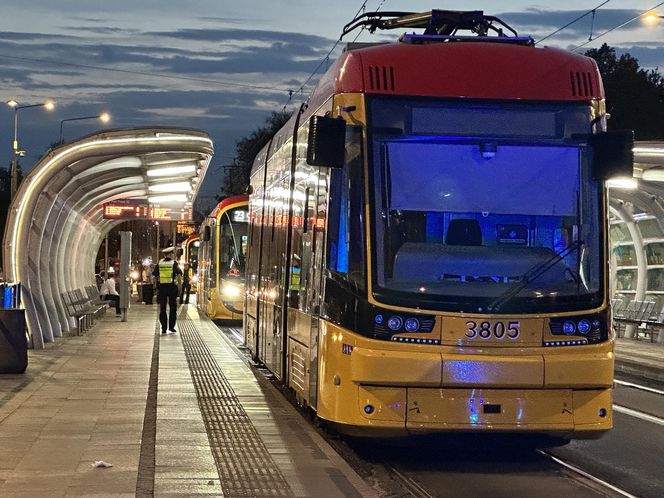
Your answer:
373,311 -> 435,335
549,314 -> 607,344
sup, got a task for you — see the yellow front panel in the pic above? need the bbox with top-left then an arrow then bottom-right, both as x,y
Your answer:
442,354 -> 543,388
407,388 -> 574,430
573,389 -> 613,431
358,386 -> 406,422
351,348 -> 441,386
544,348 -> 614,387
316,320 -> 613,437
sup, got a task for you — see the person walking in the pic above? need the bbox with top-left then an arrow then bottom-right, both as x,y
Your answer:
180,263 -> 192,305
153,248 -> 182,333
99,270 -> 121,316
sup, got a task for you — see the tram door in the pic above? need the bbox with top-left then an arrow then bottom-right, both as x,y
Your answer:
258,178 -> 289,378
305,171 -> 329,409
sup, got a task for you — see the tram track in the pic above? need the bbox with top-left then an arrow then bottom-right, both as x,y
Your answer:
537,450 -> 638,498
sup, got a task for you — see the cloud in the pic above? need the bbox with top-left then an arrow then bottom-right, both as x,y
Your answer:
148,27 -> 332,48
615,46 -> 664,70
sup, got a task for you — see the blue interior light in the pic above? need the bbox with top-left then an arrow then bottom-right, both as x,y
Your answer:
404,318 -> 420,332
387,316 -> 403,331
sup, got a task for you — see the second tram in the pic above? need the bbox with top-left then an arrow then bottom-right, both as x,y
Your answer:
243,10 -> 633,439
198,196 -> 249,320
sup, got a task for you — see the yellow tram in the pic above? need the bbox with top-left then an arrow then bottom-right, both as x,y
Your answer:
243,10 -> 633,439
198,195 -> 249,320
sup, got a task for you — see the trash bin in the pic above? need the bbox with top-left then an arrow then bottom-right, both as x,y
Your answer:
143,284 -> 154,304
0,309 -> 28,373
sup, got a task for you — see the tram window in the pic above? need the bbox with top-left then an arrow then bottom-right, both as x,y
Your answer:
371,134 -> 602,312
327,127 -> 365,290
219,207 -> 248,278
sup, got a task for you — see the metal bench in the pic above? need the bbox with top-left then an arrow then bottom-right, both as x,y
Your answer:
61,291 -> 89,335
85,285 -> 108,311
614,300 -> 656,338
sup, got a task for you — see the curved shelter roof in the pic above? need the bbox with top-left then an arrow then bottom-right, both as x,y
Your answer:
2,128 -> 213,348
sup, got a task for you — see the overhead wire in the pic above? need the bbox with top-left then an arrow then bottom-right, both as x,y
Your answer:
535,1 -> 612,45
281,0 -> 380,111
571,1 -> 664,51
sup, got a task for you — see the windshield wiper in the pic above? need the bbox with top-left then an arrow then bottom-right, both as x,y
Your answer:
487,240 -> 584,312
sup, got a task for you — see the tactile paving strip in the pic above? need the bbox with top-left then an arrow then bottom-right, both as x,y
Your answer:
177,310 -> 294,497
136,320 -> 161,497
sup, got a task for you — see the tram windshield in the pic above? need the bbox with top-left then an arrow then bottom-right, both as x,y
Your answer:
369,98 -> 602,313
218,206 -> 248,280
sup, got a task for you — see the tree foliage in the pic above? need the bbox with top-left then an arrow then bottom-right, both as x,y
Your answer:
585,44 -> 664,139
218,110 -> 292,200
0,163 -> 23,271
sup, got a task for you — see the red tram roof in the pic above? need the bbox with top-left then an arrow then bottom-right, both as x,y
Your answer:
208,194 -> 248,219
317,41 -> 603,102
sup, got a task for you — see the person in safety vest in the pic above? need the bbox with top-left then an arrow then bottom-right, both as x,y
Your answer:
152,247 -> 182,333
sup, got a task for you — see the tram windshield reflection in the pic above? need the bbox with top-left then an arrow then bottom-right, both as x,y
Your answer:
369,98 -> 602,313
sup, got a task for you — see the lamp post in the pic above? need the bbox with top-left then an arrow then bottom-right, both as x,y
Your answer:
6,99 -> 55,199
59,112 -> 111,143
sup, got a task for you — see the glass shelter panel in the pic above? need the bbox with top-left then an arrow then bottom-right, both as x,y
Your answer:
638,218 -> 663,239
646,243 -> 664,266
614,245 -> 636,266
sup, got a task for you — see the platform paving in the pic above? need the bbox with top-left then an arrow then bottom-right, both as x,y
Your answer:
614,337 -> 664,383
0,303 -> 376,497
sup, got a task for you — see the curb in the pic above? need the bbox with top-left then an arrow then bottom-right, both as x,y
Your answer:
615,358 -> 664,384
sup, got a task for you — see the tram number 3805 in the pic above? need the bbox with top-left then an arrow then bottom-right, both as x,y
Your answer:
465,321 -> 521,340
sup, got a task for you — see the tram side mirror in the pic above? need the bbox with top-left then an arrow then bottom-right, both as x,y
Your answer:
202,225 -> 211,242
306,115 -> 346,168
590,130 -> 634,179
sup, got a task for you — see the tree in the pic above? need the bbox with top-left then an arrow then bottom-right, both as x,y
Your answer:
585,44 -> 664,139
218,110 -> 293,200
0,162 -> 23,272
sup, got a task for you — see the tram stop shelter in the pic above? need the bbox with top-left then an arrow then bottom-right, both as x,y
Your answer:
2,128 -> 213,348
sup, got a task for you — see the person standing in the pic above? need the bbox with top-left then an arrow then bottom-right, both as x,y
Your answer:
99,270 -> 121,316
153,248 -> 182,333
180,263 -> 192,305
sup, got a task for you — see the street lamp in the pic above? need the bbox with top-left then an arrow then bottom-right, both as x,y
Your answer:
59,112 -> 111,143
642,11 -> 663,25
6,99 -> 56,199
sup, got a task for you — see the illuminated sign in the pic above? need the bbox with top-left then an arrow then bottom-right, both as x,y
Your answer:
177,222 -> 197,235
150,206 -> 193,221
103,200 -> 192,221
232,209 -> 248,223
103,201 -> 149,219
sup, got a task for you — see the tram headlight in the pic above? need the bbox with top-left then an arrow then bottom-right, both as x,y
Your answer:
374,314 -> 384,325
577,319 -> 591,334
562,321 -> 576,335
387,315 -> 403,331
404,318 -> 420,332
222,282 -> 241,298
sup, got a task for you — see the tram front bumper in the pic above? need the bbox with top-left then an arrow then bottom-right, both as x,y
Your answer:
351,385 -> 612,436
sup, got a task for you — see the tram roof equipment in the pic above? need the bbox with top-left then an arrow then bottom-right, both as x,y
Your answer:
341,9 -> 532,45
